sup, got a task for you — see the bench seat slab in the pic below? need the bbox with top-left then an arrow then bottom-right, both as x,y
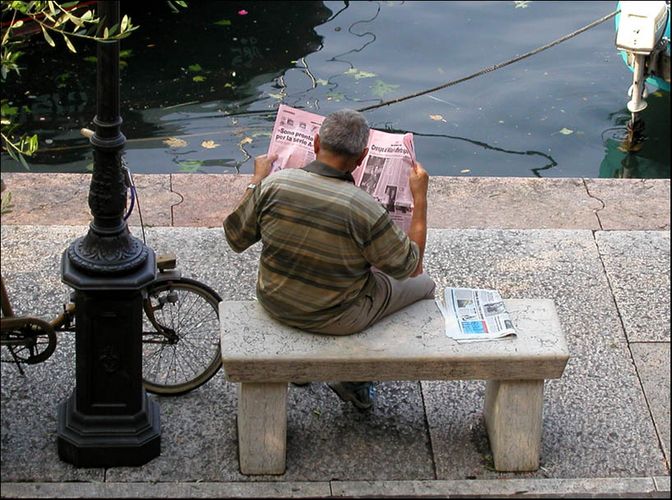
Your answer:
220,299 -> 569,383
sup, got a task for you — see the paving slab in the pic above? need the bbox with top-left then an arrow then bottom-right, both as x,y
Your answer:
0,226 -> 434,484
2,477 -> 670,499
0,481 -> 332,498
595,231 -> 671,342
585,178 -> 671,230
427,177 -> 602,229
423,229 -> 668,479
331,477 -> 664,498
0,172 -> 179,227
631,342 -> 671,467
1,226 -> 669,492
4,174 -> 670,231
170,173 -> 250,228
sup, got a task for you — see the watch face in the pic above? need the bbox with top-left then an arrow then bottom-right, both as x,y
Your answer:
247,183 -> 257,190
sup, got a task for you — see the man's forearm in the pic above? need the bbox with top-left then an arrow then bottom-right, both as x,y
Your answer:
408,200 -> 427,277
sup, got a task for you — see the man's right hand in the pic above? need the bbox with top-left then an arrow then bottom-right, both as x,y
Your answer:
409,161 -> 429,203
252,153 -> 278,184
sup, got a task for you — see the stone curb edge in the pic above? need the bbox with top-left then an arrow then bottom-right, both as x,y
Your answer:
1,476 -> 670,498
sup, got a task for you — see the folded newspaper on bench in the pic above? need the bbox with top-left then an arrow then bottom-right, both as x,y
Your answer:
435,288 -> 517,343
267,104 -> 415,233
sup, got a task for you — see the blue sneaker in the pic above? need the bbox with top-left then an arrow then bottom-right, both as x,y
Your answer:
328,382 -> 376,410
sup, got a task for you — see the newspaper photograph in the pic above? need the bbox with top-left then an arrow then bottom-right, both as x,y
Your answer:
267,105 -> 415,232
435,287 -> 517,343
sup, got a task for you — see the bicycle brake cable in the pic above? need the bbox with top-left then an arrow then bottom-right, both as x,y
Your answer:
121,156 -> 147,245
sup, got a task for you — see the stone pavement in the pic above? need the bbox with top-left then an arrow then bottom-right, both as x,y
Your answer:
0,173 -> 670,498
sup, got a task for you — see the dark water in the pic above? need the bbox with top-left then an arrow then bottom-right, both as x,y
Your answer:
1,1 -> 669,178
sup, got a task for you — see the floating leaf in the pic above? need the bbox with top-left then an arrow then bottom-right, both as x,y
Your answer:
558,127 -> 573,135
240,136 -> 253,145
188,63 -> 202,72
429,114 -> 446,122
371,80 -> 399,98
514,1 -> 531,8
214,18 -> 231,26
316,78 -> 328,86
267,92 -> 283,99
460,169 -> 471,174
177,160 -> 203,172
344,67 -> 376,79
163,137 -> 187,148
192,75 -> 206,82
201,140 -> 220,149
326,92 -> 344,102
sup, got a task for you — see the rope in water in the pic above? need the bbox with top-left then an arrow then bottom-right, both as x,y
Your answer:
356,9 -> 620,112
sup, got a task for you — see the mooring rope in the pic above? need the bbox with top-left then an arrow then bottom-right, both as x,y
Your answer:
356,9 -> 620,112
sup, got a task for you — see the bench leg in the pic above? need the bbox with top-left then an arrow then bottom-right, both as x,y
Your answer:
237,382 -> 287,475
484,379 -> 544,472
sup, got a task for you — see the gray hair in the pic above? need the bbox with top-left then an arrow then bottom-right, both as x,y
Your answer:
318,109 -> 369,156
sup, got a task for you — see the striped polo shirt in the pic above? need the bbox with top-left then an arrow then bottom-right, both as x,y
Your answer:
224,160 -> 419,330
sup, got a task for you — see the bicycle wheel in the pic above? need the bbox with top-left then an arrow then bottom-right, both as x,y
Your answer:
142,277 -> 222,396
1,317 -> 57,365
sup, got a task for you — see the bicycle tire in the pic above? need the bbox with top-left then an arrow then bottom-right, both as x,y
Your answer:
142,277 -> 222,396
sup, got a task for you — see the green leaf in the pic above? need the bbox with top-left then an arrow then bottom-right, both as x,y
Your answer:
192,75 -> 206,82
371,80 -> 399,98
177,160 -> 203,172
40,25 -> 56,47
214,18 -> 231,26
121,15 -> 129,32
103,27 -> 109,39
187,63 -> 202,72
83,56 -> 97,63
344,67 -> 376,79
326,91 -> 344,102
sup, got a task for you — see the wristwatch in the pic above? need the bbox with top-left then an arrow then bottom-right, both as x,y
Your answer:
246,182 -> 257,191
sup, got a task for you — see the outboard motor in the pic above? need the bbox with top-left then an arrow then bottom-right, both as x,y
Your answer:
616,1 -> 670,121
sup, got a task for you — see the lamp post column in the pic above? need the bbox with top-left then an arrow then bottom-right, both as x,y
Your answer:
57,0 -> 161,467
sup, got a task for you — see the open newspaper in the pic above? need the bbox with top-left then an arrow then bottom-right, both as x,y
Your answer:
267,104 -> 415,232
435,287 -> 517,343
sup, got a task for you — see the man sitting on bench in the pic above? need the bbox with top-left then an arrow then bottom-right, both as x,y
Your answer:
223,109 -> 435,410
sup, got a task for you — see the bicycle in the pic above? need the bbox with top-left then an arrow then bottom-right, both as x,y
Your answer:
1,159 -> 223,396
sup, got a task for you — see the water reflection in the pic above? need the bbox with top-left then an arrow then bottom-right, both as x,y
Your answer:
1,1 -> 669,178
2,1 -> 333,170
599,91 -> 670,178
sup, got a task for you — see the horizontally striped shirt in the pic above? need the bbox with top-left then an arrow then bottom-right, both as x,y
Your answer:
224,160 -> 419,330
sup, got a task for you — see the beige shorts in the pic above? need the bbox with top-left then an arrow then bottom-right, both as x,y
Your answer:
310,271 -> 436,335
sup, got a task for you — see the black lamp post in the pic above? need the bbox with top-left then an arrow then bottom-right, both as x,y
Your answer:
57,1 -> 160,466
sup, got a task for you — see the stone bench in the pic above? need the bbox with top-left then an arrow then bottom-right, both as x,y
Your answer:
219,298 -> 569,475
